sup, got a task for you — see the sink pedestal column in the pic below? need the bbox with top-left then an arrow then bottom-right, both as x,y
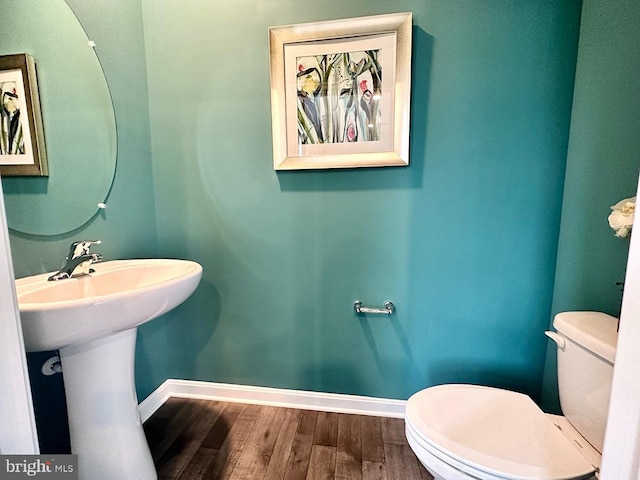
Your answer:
59,328 -> 156,480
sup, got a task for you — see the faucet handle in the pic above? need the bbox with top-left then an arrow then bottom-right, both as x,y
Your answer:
48,241 -> 104,281
75,253 -> 103,276
69,240 -> 102,260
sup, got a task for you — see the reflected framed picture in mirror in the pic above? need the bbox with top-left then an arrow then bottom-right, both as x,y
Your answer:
0,53 -> 48,176
269,12 -> 412,170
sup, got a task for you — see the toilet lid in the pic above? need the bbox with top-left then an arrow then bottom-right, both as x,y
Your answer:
406,385 -> 596,480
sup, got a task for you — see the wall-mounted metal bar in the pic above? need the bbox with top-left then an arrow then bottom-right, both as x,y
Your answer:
353,300 -> 395,315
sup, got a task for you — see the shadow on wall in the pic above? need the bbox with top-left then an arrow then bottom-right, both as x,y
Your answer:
276,26 -> 433,193
136,279 -> 223,399
428,359 -> 542,402
289,297 -> 373,396
291,310 -> 428,398
357,314 -> 426,393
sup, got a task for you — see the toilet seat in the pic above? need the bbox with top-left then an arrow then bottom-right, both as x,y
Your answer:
405,384 -> 596,480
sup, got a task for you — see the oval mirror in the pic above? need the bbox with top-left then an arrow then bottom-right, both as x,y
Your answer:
0,0 -> 116,235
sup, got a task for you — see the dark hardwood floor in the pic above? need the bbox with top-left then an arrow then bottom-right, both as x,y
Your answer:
143,397 -> 434,480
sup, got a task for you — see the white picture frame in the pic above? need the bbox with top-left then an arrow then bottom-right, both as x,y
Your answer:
269,12 -> 412,170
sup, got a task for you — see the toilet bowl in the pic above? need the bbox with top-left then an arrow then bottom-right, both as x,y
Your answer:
405,385 -> 598,480
405,312 -> 618,480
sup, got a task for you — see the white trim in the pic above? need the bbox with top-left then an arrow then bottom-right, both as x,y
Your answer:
139,379 -> 406,423
0,181 -> 39,454
600,173 -> 640,480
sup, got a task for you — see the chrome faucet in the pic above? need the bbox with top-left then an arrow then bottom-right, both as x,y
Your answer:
48,240 -> 103,281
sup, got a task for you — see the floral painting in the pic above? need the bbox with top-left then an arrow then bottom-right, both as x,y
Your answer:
296,50 -> 382,145
0,80 -> 25,156
0,53 -> 47,176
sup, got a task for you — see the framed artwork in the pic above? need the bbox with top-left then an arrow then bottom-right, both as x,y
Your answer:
269,12 -> 412,170
0,54 -> 48,176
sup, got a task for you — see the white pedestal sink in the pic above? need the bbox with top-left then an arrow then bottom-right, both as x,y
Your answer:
16,259 -> 203,480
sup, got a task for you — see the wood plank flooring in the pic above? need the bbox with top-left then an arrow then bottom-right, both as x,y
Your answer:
143,397 -> 434,480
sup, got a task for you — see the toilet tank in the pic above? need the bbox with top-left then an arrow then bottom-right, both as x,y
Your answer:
551,311 -> 619,453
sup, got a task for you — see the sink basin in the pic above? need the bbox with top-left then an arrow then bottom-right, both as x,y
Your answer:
17,258 -> 202,352
15,258 -> 202,480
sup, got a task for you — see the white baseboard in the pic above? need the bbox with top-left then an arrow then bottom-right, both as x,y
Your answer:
139,379 -> 407,422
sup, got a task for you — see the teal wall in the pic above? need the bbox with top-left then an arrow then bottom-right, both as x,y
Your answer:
541,0 -> 640,413
139,0 -> 581,402
16,0 -> 640,454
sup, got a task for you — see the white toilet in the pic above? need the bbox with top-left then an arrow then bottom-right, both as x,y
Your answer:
405,311 -> 618,480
